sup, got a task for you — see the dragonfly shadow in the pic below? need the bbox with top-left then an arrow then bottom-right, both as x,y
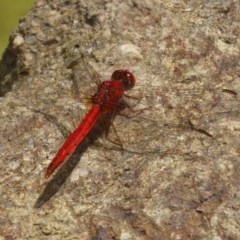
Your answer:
34,114 -> 112,208
34,140 -> 86,208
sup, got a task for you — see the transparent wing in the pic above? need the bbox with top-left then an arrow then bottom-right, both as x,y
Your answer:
108,72 -> 239,155
22,39 -> 239,157
61,40 -> 101,100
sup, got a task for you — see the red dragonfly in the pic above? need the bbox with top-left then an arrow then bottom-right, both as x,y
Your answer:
41,43 -> 237,179
45,69 -> 136,178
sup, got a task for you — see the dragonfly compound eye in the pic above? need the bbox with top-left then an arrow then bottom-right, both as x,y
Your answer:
111,70 -> 136,90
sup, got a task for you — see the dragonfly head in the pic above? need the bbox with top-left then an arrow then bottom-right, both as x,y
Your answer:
111,70 -> 136,91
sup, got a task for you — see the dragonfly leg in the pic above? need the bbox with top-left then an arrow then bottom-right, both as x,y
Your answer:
102,113 -> 124,152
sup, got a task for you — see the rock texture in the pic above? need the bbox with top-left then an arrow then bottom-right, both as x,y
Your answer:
1,0 -> 240,239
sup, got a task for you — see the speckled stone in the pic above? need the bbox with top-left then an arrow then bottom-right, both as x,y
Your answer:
1,0 -> 240,239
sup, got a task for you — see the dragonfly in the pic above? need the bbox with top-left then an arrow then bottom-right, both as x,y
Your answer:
45,69 -> 136,178
36,42 -> 238,179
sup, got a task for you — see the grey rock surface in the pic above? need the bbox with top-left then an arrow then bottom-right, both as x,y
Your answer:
1,0 -> 240,239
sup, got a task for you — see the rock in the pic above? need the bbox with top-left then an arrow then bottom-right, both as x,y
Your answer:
1,0 -> 240,239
